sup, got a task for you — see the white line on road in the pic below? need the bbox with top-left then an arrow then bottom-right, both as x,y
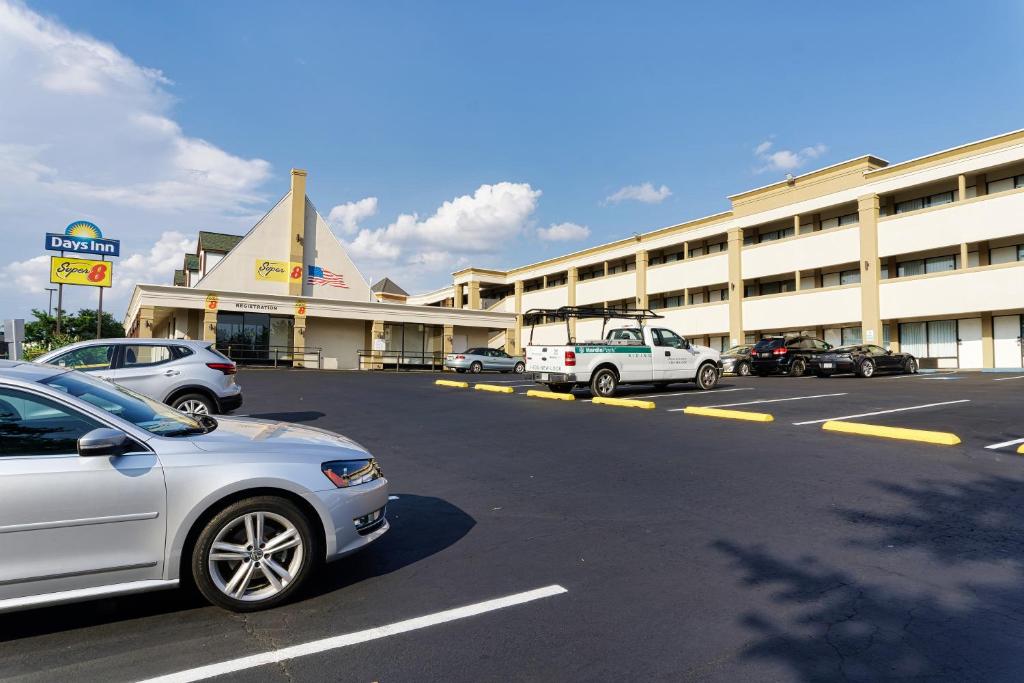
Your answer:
140,585 -> 568,683
993,375 -> 1024,381
985,437 -> 1024,450
666,392 -> 845,412
791,399 -> 971,426
700,393 -> 847,409
582,387 -> 754,402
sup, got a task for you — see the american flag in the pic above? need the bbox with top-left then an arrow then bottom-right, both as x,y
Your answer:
307,265 -> 349,288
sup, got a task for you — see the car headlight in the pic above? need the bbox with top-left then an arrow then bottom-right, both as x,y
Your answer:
321,459 -> 382,488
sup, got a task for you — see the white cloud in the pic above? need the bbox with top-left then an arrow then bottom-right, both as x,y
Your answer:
0,0 -> 271,319
753,139 -> 828,174
327,197 -> 378,235
343,182 -> 541,276
537,222 -> 590,242
604,182 -> 672,205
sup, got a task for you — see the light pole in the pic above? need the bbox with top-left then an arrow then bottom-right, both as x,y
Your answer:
45,288 -> 57,317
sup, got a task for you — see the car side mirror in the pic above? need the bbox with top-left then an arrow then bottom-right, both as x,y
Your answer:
78,428 -> 129,457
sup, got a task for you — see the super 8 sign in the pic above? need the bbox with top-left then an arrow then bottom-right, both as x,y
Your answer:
49,256 -> 112,288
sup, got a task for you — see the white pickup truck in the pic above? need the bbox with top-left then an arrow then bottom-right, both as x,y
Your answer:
526,323 -> 722,397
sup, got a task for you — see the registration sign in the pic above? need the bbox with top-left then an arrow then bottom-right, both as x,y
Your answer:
49,256 -> 113,288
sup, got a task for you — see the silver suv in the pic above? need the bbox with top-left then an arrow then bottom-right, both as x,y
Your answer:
36,339 -> 242,415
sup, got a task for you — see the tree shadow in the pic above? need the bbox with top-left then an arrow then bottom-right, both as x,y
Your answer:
712,474 -> 1024,680
0,494 -> 473,641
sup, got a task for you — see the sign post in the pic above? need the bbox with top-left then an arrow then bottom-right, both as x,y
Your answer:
46,221 -> 120,340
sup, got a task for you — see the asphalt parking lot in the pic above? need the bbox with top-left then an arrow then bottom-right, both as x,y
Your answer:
3,368 -> 1024,681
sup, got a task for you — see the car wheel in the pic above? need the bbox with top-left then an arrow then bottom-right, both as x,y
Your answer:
789,359 -> 806,377
905,358 -> 918,374
191,496 -> 317,612
514,362 -> 526,374
736,361 -> 751,377
857,358 -> 876,378
695,362 -> 720,390
469,361 -> 483,374
549,383 -> 574,394
590,368 -> 618,397
173,393 -> 215,416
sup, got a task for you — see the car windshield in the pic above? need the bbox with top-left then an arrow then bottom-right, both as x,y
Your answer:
753,338 -> 786,351
725,346 -> 748,355
41,370 -> 211,437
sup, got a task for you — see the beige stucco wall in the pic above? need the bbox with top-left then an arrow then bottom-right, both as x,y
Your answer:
304,318 -> 366,370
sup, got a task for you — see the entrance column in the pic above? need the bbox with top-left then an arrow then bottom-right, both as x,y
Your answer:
857,194 -> 883,345
981,313 -> 994,368
138,306 -> 155,339
202,310 -> 217,342
443,324 -> 455,371
370,320 -> 385,370
292,301 -> 307,368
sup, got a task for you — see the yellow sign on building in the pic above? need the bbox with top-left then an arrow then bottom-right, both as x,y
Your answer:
254,259 -> 303,282
49,256 -> 113,287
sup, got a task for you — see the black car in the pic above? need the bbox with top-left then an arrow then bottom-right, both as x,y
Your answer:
721,345 -> 754,376
750,335 -> 832,377
809,344 -> 918,378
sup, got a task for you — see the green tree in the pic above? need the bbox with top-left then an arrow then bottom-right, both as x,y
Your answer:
23,307 -> 125,346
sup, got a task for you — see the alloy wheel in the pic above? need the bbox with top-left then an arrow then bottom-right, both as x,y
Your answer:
208,511 -> 304,602
699,364 -> 718,389
596,371 -> 615,396
179,399 -> 210,416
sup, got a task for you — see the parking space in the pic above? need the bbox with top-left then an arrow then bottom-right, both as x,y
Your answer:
442,370 -> 1024,454
5,367 -> 1024,682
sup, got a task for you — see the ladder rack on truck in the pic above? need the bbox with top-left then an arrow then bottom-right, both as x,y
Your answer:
522,306 -> 664,345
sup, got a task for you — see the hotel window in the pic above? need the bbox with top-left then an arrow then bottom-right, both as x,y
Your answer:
705,241 -> 726,254
689,245 -> 706,257
708,288 -> 729,302
758,227 -> 795,243
523,279 -> 543,292
607,260 -> 635,275
894,190 -> 957,214
744,284 -> 759,297
896,255 -> 958,277
989,243 -> 1024,264
838,213 -> 859,226
546,274 -> 566,287
689,291 -> 706,305
578,265 -> 603,281
899,320 -> 957,358
986,174 -> 1024,194
841,326 -> 862,346
822,272 -> 841,287
839,269 -> 861,285
743,235 -> 756,246
757,279 -> 796,296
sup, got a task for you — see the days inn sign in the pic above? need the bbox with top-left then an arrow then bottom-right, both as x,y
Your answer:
45,221 -> 120,257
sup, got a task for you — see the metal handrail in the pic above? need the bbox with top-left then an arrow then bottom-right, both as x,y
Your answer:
357,349 -> 444,372
217,344 -> 322,369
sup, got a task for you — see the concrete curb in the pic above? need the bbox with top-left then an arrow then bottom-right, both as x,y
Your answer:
822,420 -> 961,446
435,379 -> 469,388
526,389 -> 575,401
592,397 -> 656,410
475,383 -> 515,394
683,406 -> 773,422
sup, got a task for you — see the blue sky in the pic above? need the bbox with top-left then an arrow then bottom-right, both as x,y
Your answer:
2,0 -> 1023,320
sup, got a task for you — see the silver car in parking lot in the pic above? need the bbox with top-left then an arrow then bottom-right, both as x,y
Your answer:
0,360 -> 388,613
35,338 -> 243,416
444,347 -> 526,374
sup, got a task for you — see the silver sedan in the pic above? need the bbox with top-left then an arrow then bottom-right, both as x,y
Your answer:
444,347 -> 526,374
0,360 -> 389,613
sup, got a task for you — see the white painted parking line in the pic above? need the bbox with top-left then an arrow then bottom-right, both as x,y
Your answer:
141,584 -> 568,683
698,393 -> 847,409
985,437 -> 1024,450
882,370 -> 959,380
993,375 -> 1024,381
582,387 -> 754,402
791,399 -> 971,426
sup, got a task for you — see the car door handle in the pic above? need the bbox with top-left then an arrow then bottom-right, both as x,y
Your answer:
664,350 -> 671,357
164,370 -> 180,376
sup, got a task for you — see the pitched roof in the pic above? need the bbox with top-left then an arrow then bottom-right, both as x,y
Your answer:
371,277 -> 408,296
173,269 -> 185,286
184,253 -> 200,270
197,231 -> 244,253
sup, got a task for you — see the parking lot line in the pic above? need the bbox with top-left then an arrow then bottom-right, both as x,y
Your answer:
993,375 -> 1024,381
699,393 -> 847,409
791,399 -> 971,426
984,437 -> 1024,450
140,585 -> 568,683
583,387 -> 753,403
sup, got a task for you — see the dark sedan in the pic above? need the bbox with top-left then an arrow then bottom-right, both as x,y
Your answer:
809,344 -> 918,377
721,345 -> 754,376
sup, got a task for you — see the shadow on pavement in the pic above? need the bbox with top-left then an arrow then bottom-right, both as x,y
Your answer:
712,474 -> 1024,680
0,494 -> 473,642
